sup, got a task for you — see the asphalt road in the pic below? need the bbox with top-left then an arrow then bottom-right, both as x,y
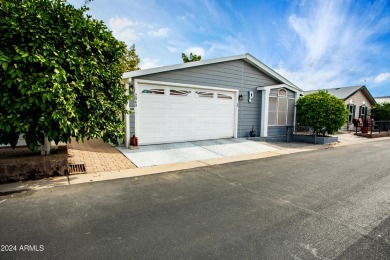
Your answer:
1,139 -> 390,259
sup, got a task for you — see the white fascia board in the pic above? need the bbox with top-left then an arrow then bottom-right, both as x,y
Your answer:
135,79 -> 240,93
257,83 -> 304,95
245,54 -> 303,92
122,54 -> 248,79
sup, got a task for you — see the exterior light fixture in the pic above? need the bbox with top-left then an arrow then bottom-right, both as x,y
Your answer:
239,94 -> 243,101
362,101 -> 366,105
349,99 -> 353,104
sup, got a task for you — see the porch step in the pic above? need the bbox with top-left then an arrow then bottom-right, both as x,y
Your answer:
247,136 -> 287,142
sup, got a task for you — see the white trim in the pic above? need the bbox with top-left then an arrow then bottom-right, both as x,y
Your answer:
260,88 -> 271,137
123,54 -> 303,92
125,82 -> 131,147
134,79 -> 239,92
132,79 -> 239,144
134,82 -> 140,140
257,83 -> 303,95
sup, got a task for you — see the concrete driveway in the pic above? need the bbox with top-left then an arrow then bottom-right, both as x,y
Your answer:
117,138 -> 278,167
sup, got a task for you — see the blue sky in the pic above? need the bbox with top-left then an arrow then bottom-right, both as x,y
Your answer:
68,0 -> 390,96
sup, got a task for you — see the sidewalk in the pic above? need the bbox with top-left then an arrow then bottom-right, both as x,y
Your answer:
67,138 -> 136,173
1,132 -> 388,194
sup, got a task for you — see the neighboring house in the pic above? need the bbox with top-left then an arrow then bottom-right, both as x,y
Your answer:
122,53 -> 303,146
375,96 -> 390,104
305,85 -> 376,131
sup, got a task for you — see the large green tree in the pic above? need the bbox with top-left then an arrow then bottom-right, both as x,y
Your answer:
122,44 -> 140,72
0,0 -> 128,151
296,90 -> 349,135
182,52 -> 202,63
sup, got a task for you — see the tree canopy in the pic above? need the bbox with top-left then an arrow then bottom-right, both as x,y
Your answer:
296,90 -> 349,135
0,0 -> 128,151
371,102 -> 390,121
122,44 -> 140,72
182,52 -> 202,63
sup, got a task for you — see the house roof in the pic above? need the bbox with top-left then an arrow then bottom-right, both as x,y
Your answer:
123,53 -> 303,92
375,96 -> 390,104
305,85 -> 376,105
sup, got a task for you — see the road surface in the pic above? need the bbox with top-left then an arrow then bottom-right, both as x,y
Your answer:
1,139 -> 390,259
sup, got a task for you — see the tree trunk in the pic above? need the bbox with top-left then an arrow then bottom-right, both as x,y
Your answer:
40,136 -> 51,155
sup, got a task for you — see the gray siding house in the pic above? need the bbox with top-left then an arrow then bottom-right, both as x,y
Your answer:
122,54 -> 303,146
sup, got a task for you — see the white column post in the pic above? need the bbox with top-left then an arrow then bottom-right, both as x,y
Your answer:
125,82 -> 131,148
260,88 -> 270,137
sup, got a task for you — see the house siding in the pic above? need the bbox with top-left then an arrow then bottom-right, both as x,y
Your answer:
268,126 -> 288,136
133,60 -> 280,138
343,90 -> 374,131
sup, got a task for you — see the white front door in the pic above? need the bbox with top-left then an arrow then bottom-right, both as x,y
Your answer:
136,82 -> 237,145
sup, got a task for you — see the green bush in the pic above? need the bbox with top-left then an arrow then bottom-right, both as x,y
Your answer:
371,102 -> 390,121
296,90 -> 349,135
0,0 -> 128,150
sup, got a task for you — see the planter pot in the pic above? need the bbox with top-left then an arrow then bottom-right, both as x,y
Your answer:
361,126 -> 369,133
249,130 -> 256,137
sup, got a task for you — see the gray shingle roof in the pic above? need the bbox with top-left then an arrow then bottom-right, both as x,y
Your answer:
305,85 -> 363,100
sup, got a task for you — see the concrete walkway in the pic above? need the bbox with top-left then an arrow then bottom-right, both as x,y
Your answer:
1,132 -> 389,194
117,139 -> 279,167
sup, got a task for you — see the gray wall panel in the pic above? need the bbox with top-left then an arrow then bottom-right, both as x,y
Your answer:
268,126 -> 288,136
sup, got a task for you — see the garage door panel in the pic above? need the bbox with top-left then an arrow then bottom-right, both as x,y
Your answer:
137,84 -> 235,145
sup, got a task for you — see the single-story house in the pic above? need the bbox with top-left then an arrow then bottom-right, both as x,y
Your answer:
305,85 -> 376,131
375,96 -> 390,104
122,53 -> 303,146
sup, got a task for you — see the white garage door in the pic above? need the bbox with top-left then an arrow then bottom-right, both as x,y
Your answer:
136,83 -> 237,145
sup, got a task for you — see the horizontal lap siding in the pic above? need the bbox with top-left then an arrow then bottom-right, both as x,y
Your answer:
135,60 -> 280,138
268,126 -> 288,136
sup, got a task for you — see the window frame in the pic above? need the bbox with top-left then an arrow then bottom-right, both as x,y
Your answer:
268,88 -> 295,126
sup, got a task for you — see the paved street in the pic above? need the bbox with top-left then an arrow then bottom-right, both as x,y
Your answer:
1,139 -> 390,259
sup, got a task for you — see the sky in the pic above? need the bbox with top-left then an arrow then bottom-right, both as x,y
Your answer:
67,0 -> 390,97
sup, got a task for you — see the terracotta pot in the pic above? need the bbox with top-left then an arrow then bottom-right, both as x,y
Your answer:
361,126 -> 369,133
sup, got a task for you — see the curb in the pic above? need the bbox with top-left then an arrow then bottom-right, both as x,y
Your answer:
1,136 -> 388,194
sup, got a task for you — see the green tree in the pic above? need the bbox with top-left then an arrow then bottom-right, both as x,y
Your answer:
182,52 -> 202,63
122,44 -> 140,72
0,0 -> 128,151
296,90 -> 349,136
371,102 -> 390,120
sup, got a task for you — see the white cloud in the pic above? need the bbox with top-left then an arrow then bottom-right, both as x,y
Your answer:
140,58 -> 162,70
374,72 -> 390,83
109,17 -> 140,42
109,16 -> 171,44
184,47 -> 205,57
279,1 -> 389,90
149,28 -> 170,38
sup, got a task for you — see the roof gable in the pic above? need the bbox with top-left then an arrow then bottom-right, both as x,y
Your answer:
123,53 -> 302,92
305,85 -> 376,105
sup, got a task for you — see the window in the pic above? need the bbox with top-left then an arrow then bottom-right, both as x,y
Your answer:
359,105 -> 367,121
195,91 -> 214,98
268,88 -> 295,126
217,93 -> 233,99
268,97 -> 277,126
347,104 -> 356,124
170,89 -> 191,96
141,88 -> 164,94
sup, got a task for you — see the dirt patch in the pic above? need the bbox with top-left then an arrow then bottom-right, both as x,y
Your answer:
0,145 -> 68,183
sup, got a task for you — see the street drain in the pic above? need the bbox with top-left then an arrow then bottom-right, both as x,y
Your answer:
68,163 -> 86,174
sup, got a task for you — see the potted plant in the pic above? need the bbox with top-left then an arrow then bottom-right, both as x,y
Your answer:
249,126 -> 256,137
